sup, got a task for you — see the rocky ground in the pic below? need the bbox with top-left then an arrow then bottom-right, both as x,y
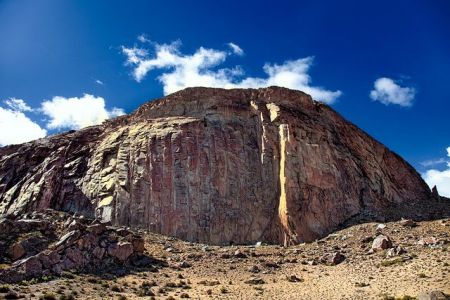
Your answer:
0,211 -> 449,300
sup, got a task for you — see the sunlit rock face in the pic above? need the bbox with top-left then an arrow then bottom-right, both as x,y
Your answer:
0,87 -> 432,245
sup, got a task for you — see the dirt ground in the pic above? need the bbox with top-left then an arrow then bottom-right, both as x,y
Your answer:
1,218 -> 449,300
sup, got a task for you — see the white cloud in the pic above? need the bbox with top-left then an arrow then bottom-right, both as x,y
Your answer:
137,34 -> 150,43
227,42 -> 244,56
423,146 -> 450,197
420,158 -> 447,168
95,79 -> 104,85
0,101 -> 46,146
4,98 -> 32,112
41,94 -> 125,130
121,40 -> 342,104
370,77 -> 416,107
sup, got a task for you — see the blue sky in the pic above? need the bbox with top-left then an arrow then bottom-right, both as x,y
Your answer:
0,0 -> 449,195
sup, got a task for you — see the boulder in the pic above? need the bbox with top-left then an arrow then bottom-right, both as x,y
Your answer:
320,252 -> 346,265
108,241 -> 134,261
8,242 -> 26,261
131,236 -> 145,253
372,235 -> 393,250
14,256 -> 42,277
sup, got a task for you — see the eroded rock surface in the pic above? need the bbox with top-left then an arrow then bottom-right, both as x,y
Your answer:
0,87 -> 441,245
0,210 -> 155,283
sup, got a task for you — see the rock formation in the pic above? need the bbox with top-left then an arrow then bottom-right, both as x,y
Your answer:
0,209 -> 154,283
0,87 -> 437,245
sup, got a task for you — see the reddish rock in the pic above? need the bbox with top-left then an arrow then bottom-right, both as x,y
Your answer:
372,235 -> 393,250
8,242 -> 26,261
87,223 -> 106,235
400,219 -> 417,227
0,87 -> 438,245
14,256 -> 42,276
37,250 -> 61,269
418,237 -> 439,246
131,236 -> 145,253
108,241 -> 134,261
55,230 -> 80,250
320,251 -> 346,265
92,246 -> 106,259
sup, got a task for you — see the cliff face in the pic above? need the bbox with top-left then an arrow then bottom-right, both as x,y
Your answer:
0,87 -> 433,245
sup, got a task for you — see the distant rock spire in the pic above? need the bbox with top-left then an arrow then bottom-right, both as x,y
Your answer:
431,185 -> 440,201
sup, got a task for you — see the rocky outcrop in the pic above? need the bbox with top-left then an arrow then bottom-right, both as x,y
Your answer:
0,210 -> 154,283
0,87 -> 439,245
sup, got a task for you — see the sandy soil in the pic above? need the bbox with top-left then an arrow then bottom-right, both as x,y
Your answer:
1,219 -> 449,300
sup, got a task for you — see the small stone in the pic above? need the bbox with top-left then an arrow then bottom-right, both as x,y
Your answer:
286,275 -> 303,282
248,265 -> 260,273
234,249 -> 247,258
320,252 -> 346,265
371,235 -> 393,250
177,261 -> 191,268
418,237 -> 439,246
376,224 -> 386,231
244,277 -> 265,285
386,246 -> 407,258
400,219 -> 417,227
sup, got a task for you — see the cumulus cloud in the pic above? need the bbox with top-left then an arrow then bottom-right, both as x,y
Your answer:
41,94 -> 125,130
227,42 -> 244,56
121,40 -> 342,104
0,101 -> 46,146
423,147 -> 450,197
369,77 -> 416,107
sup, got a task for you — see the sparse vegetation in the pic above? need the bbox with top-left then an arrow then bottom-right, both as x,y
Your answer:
111,285 -> 121,292
0,285 -> 11,293
39,292 -> 57,300
380,257 -> 404,267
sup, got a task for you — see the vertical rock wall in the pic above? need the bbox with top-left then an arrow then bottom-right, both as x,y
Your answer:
0,87 -> 433,245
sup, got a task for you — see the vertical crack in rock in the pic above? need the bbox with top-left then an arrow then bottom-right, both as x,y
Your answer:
278,123 -> 291,246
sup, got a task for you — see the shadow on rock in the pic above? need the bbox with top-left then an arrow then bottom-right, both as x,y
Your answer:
0,209 -> 167,284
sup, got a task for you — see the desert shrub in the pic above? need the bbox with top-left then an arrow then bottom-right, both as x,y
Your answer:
39,292 -> 57,300
0,285 -> 11,293
111,285 -> 121,292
